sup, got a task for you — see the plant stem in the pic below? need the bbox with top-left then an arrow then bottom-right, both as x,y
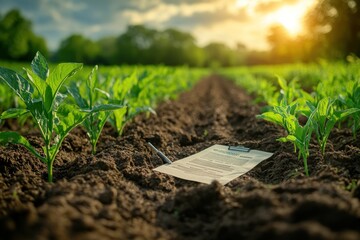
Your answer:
91,143 -> 96,155
321,142 -> 326,155
302,152 -> 309,176
47,161 -> 53,182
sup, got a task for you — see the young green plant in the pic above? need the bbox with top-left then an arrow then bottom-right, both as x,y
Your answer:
306,97 -> 360,154
0,52 -> 104,182
108,71 -> 154,136
67,65 -> 124,154
257,100 -> 315,176
338,82 -> 360,137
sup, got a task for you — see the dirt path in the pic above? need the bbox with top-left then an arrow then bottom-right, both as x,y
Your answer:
0,76 -> 359,240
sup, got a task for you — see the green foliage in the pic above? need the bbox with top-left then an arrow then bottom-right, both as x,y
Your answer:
227,61 -> 360,176
107,70 -> 153,135
306,98 -> 360,154
305,0 -> 360,59
257,100 -> 314,176
56,34 -> 100,64
0,9 -> 48,60
67,65 -> 124,154
339,82 -> 360,137
52,24 -> 245,67
0,52 -> 87,182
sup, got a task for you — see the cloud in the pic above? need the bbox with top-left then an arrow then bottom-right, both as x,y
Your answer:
167,7 -> 250,29
254,0 -> 300,13
192,19 -> 270,49
0,0 -> 314,51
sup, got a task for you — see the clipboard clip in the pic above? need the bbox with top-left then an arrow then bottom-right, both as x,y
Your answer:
228,145 -> 250,152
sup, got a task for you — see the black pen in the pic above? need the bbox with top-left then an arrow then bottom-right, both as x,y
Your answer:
147,142 -> 172,164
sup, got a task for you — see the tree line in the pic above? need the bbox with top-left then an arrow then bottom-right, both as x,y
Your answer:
1,0 -> 360,66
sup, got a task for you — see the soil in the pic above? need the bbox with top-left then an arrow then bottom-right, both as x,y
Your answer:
1,75 -> 360,240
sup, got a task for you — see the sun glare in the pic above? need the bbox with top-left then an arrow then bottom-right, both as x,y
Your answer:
273,6 -> 303,35
235,0 -> 251,8
266,3 -> 312,36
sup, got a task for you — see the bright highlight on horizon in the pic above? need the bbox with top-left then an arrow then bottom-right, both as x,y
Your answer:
235,0 -> 315,36
270,5 -> 305,35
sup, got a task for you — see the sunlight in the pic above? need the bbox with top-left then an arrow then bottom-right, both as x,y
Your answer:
265,4 -> 311,36
273,6 -> 303,35
235,0 -> 251,8
235,0 -> 256,14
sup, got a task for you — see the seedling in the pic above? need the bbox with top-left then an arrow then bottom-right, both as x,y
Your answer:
338,82 -> 360,137
257,100 -> 314,176
67,65 -> 124,154
108,72 -> 154,135
0,52 -> 100,182
306,98 -> 360,154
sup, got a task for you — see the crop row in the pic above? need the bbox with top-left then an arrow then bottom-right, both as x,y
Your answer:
222,60 -> 360,176
0,52 -> 207,182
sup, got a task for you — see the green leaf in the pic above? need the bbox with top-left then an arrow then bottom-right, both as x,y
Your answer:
0,132 -> 45,163
67,83 -> 88,108
55,104 -> 88,137
87,65 -> 98,93
317,98 -> 331,117
31,51 -> 49,80
284,115 -> 297,134
25,68 -> 52,111
95,88 -> 110,99
257,112 -> 283,126
338,108 -> 360,120
278,135 -> 297,143
86,65 -> 98,109
83,104 -> 125,113
53,93 -> 68,111
112,107 -> 128,133
277,76 -> 287,91
113,72 -> 137,100
128,106 -> 155,119
47,63 -> 83,98
0,67 -> 33,103
47,63 -> 82,111
27,100 -> 50,138
0,108 -> 29,119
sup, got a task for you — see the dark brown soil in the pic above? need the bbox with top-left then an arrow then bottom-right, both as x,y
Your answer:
1,76 -> 360,240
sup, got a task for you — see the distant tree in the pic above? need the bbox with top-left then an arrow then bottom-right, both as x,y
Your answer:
305,0 -> 360,59
267,24 -> 293,63
56,34 -> 100,64
97,36 -> 117,65
115,25 -> 205,66
153,28 -> 205,66
0,9 -> 48,60
203,42 -> 237,67
116,25 -> 158,65
245,50 -> 270,65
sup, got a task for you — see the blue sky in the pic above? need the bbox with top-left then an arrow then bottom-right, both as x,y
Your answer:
1,0 -> 315,51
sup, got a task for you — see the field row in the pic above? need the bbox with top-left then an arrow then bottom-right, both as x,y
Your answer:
1,53 -> 360,179
0,52 -> 207,182
222,60 -> 360,175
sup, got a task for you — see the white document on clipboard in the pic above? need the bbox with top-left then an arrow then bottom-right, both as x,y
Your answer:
153,144 -> 273,185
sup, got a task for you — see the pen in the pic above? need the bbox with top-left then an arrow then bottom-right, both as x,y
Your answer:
147,142 -> 172,164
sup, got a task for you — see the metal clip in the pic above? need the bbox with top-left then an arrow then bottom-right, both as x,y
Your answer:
228,145 -> 250,152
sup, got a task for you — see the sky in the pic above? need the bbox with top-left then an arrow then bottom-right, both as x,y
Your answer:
1,0 -> 317,51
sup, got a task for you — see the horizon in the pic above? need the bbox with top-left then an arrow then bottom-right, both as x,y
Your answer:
1,0 -> 316,51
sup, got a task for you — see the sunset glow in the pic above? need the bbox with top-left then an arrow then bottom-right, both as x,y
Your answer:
264,2 -> 315,36
1,0 -> 317,51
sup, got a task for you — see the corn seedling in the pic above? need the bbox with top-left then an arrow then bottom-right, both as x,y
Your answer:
257,100 -> 314,176
338,82 -> 360,137
67,65 -> 124,154
0,52 -> 104,182
306,98 -> 360,154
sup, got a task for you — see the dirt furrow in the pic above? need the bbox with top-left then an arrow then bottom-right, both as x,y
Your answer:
0,76 -> 359,240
